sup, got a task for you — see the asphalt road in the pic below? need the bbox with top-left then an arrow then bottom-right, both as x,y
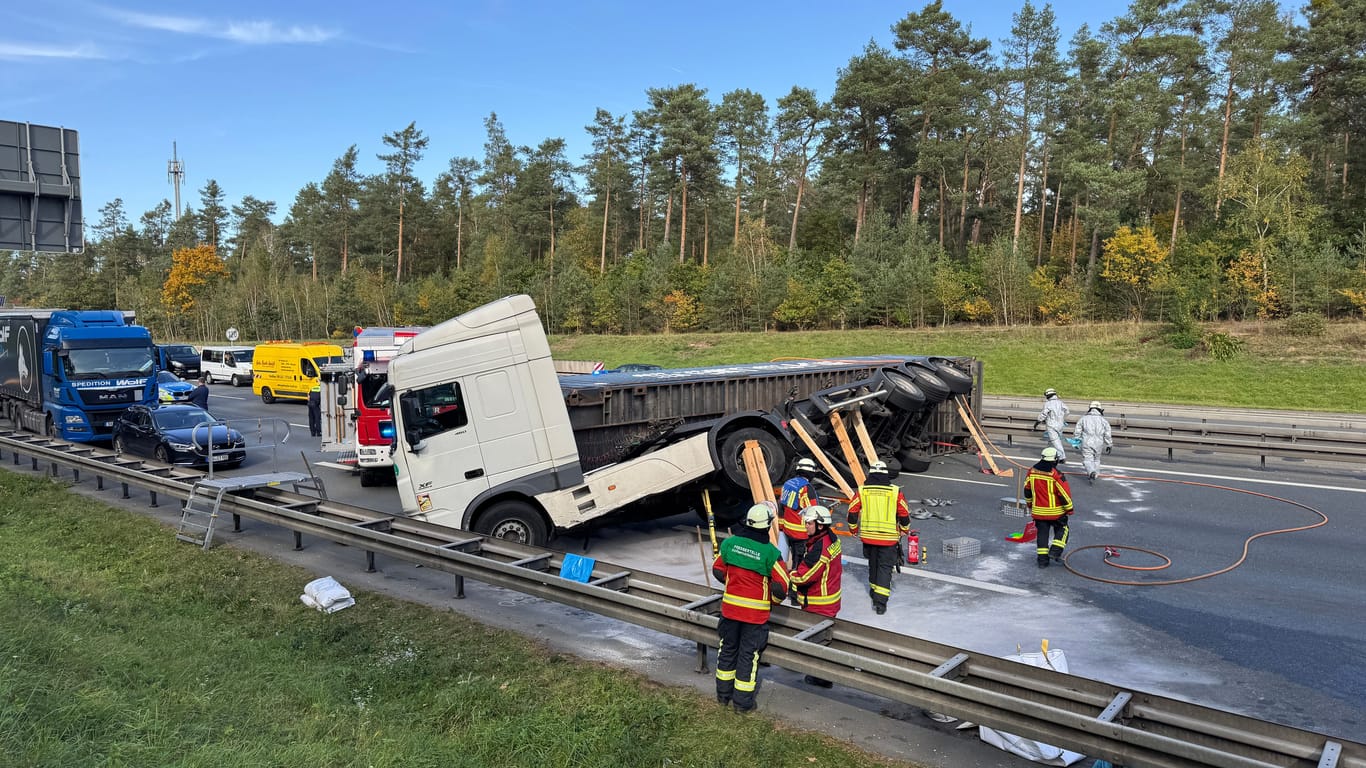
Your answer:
26,384 -> 1366,760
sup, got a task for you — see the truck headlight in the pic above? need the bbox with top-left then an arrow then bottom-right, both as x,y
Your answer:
65,414 -> 86,424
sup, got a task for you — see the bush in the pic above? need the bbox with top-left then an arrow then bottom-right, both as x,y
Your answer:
1282,312 -> 1327,338
1164,316 -> 1202,350
1202,331 -> 1245,361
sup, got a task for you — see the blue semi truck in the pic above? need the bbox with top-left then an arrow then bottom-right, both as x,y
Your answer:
0,309 -> 158,442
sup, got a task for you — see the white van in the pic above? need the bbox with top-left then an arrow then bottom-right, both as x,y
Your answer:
201,346 -> 255,386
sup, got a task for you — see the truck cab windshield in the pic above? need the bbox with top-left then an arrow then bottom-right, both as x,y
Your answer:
360,372 -> 391,409
64,348 -> 156,379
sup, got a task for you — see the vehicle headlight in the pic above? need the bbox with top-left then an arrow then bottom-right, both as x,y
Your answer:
168,441 -> 194,451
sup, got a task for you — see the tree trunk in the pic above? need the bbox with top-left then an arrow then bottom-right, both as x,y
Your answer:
733,166 -> 743,245
663,191 -> 673,245
854,179 -> 870,244
1012,121 -> 1029,251
678,164 -> 688,263
1087,226 -> 1100,286
1036,138 -> 1049,265
1069,194 -> 1079,274
455,206 -> 462,271
789,175 -> 805,253
1171,120 -> 1188,254
1343,132 -> 1351,198
1214,73 -> 1235,220
396,198 -> 404,284
342,220 -> 349,274
938,172 -> 947,247
599,186 -> 610,273
1050,180 -> 1062,245
910,114 -> 930,218
703,206 -> 710,267
959,142 -> 971,251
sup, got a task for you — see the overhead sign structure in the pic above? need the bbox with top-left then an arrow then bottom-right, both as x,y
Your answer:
0,120 -> 83,253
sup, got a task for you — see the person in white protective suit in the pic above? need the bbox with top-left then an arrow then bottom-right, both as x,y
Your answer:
1033,388 -> 1070,463
1073,401 -> 1114,482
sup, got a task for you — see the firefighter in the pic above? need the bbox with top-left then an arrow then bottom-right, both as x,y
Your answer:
778,457 -> 818,579
712,503 -> 790,712
1024,447 -> 1074,568
1073,401 -> 1114,482
307,384 -> 323,437
846,461 -> 910,615
790,504 -> 842,687
1033,387 -> 1070,463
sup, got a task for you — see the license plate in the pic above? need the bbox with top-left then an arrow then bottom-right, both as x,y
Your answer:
102,421 -> 114,428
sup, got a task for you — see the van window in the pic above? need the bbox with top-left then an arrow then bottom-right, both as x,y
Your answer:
401,382 -> 468,441
301,359 -> 318,378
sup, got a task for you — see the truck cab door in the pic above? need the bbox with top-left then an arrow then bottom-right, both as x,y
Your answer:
395,380 -> 488,525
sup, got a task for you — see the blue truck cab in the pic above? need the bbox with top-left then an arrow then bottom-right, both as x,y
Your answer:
0,309 -> 158,442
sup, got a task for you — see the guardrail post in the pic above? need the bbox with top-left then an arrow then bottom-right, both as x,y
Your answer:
148,490 -> 158,508
453,574 -> 465,599
121,481 -> 129,499
96,474 -> 104,491
365,551 -> 376,573
293,530 -> 303,551
233,513 -> 242,532
72,467 -> 80,483
50,460 -> 59,477
695,642 -> 709,673
31,455 -> 39,471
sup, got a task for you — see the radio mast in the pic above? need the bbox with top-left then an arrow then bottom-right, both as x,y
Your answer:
167,141 -> 185,218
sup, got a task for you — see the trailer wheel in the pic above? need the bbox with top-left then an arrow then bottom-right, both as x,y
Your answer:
927,357 -> 974,395
260,387 -> 275,404
896,449 -> 933,473
718,427 -> 787,490
905,362 -> 952,402
877,369 -> 926,413
475,500 -> 549,547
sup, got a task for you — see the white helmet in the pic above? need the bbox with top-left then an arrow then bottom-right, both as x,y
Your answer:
1041,447 -> 1060,462
745,502 -> 775,529
793,457 -> 818,474
801,505 -> 833,526
1090,401 -> 1103,412
1044,387 -> 1058,398
869,460 -> 888,474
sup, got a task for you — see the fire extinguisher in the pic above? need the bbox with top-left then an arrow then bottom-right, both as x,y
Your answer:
906,530 -> 921,565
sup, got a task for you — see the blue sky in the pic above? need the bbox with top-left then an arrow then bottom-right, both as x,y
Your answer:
7,0 -> 1153,230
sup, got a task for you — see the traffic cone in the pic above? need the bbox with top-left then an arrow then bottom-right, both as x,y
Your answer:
1005,520 -> 1037,544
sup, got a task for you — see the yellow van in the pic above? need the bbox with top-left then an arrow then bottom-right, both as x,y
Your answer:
251,341 -> 346,404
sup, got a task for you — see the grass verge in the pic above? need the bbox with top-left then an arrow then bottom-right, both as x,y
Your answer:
0,472 -> 907,768
551,320 -> 1366,412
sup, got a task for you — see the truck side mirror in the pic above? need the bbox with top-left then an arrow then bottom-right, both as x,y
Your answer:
398,392 -> 424,453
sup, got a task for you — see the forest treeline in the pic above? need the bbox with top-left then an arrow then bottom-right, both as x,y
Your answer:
3,0 -> 1365,342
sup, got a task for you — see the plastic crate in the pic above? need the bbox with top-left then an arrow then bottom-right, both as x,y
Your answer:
1001,496 -> 1027,518
942,536 -> 981,558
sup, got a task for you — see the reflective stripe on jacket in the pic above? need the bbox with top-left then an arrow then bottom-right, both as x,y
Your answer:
712,535 -> 790,624
1024,467 -> 1073,518
848,484 -> 908,544
778,477 -> 812,539
791,531 -> 842,617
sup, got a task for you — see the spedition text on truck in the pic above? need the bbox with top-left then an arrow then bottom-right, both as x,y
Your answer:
382,295 -> 979,547
0,309 -> 157,441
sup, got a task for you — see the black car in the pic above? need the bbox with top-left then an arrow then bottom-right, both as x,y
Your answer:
112,404 -> 246,468
157,344 -> 201,379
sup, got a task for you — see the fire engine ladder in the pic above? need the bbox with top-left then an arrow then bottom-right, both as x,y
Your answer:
176,471 -> 322,549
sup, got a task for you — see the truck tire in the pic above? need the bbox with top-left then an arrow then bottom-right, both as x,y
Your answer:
231,374 -> 244,387
474,500 -> 549,547
927,357 -> 974,395
718,427 -> 787,490
260,387 -> 275,404
876,368 -> 926,413
896,449 -> 933,473
904,362 -> 951,402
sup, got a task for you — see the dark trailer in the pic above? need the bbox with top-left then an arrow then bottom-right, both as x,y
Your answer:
559,355 -> 982,483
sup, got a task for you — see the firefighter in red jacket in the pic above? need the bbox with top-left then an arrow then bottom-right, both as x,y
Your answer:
846,461 -> 911,615
1024,446 -> 1074,568
712,503 -> 790,712
790,504 -> 842,687
778,458 -> 818,584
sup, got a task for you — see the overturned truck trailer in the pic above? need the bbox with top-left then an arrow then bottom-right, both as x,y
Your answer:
385,295 -> 982,546
560,356 -> 980,487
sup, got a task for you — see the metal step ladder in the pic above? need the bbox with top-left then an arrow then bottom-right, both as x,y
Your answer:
176,471 -> 316,549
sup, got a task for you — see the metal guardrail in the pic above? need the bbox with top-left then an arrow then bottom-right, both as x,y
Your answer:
978,397 -> 1366,466
0,429 -> 1360,768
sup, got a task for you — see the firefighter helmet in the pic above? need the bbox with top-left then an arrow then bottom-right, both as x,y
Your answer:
869,460 -> 888,474
1090,400 -> 1103,412
1044,387 -> 1057,398
1041,447 -> 1060,462
793,457 -> 818,474
745,502 -> 775,529
801,505 -> 833,526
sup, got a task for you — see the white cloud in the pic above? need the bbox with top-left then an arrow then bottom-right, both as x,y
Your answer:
0,41 -> 106,60
109,8 -> 337,45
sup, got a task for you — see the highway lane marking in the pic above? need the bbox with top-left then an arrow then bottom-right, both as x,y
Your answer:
924,456 -> 1366,495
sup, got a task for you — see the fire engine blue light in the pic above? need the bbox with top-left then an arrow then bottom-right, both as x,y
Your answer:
379,421 -> 395,439
362,349 -> 376,362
